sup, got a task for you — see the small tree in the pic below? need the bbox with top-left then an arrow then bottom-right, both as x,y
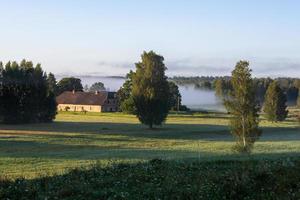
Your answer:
263,81 -> 288,122
83,84 -> 89,92
57,77 -> 83,95
132,51 -> 169,128
168,81 -> 181,111
224,61 -> 261,153
120,97 -> 136,114
117,70 -> 136,113
89,82 -> 105,92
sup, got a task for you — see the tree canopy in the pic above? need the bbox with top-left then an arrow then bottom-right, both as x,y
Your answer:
89,82 -> 106,92
0,60 -> 57,124
47,73 -> 58,95
132,51 -> 170,128
168,81 -> 181,111
57,77 -> 83,95
263,81 -> 288,122
117,70 -> 136,114
214,78 -> 232,100
117,72 -> 185,114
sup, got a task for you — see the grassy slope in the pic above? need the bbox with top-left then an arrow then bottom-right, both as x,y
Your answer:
0,111 -> 299,179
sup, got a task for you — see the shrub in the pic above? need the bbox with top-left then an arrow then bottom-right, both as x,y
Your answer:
1,159 -> 300,199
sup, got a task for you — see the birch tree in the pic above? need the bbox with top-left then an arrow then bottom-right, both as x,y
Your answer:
224,61 -> 262,153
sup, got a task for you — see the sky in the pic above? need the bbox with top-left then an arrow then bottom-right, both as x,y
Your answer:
0,0 -> 300,77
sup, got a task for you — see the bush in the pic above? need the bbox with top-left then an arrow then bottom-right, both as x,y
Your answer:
1,159 -> 300,199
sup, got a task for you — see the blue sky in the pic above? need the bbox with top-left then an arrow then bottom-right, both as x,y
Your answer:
1,0 -> 300,77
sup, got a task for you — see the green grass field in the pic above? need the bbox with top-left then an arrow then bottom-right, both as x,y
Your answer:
0,111 -> 299,179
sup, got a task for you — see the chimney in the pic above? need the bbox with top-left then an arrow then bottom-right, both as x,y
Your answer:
72,90 -> 75,94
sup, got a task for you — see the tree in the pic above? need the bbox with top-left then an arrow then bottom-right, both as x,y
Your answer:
214,79 -> 224,99
168,81 -> 181,111
294,79 -> 300,89
224,61 -> 261,153
89,82 -> 105,92
83,84 -> 89,92
0,62 -> 3,73
214,78 -> 232,100
0,60 -> 57,124
57,77 -> 83,95
263,81 -> 288,122
253,77 -> 273,104
296,80 -> 300,107
117,70 -> 136,113
120,96 -> 136,114
118,76 -> 184,113
132,51 -> 170,128
47,73 -> 58,95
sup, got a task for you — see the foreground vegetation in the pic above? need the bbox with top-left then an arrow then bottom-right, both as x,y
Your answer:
0,111 -> 299,180
1,159 -> 300,199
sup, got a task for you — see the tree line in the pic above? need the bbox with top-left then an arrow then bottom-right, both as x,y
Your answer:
171,76 -> 300,105
47,76 -> 107,96
215,77 -> 300,105
216,77 -> 296,123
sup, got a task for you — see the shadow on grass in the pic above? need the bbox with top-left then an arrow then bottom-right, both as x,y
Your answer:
0,121 -> 230,139
0,121 -> 298,141
0,139 -> 227,160
0,138 -> 300,161
167,113 -> 231,120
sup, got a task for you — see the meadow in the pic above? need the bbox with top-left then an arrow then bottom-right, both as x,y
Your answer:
0,110 -> 299,180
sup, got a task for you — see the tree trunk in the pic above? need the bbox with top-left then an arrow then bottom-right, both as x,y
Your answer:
242,115 -> 246,147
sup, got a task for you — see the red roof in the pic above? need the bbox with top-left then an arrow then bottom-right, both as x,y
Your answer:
56,91 -> 110,105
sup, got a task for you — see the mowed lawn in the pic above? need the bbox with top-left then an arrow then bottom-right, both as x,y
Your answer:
0,111 -> 299,179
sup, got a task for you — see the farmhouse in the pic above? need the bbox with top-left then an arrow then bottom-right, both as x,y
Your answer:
56,91 -> 118,112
